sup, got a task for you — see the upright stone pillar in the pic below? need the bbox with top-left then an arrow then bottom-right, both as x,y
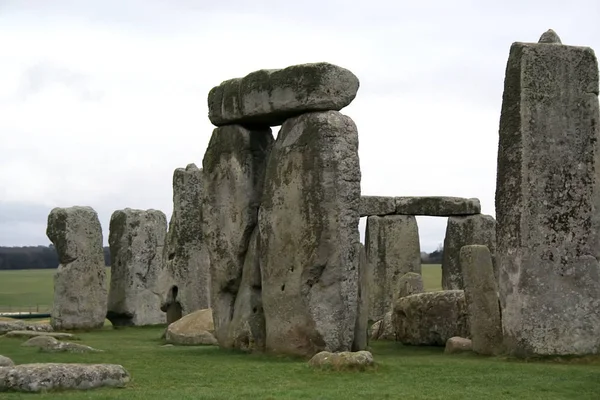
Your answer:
496,30 -> 600,356
365,215 -> 421,322
46,206 -> 107,330
441,214 -> 496,290
107,208 -> 167,326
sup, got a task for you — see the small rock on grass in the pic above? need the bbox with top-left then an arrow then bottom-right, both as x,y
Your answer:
444,337 -> 473,354
308,351 -> 375,371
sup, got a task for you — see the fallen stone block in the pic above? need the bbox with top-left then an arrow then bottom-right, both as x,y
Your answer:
165,308 -> 217,346
444,337 -> 473,354
308,350 -> 375,371
4,331 -> 77,340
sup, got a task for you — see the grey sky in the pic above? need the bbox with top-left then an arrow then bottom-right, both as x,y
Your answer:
1,1 -> 599,251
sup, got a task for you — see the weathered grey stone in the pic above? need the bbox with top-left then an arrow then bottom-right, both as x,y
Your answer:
46,206 -> 107,331
352,243 -> 369,351
496,34 -> 600,356
538,29 -> 562,44
202,124 -> 273,348
370,311 -> 395,341
366,215 -> 421,322
259,111 -> 361,357
164,308 -> 217,346
392,290 -> 469,346
208,62 -> 359,126
224,228 -> 265,351
460,245 -> 503,355
22,336 -> 102,353
441,214 -> 497,290
395,197 -> 481,216
0,321 -> 52,334
161,163 -> 211,320
308,350 -> 374,371
0,356 -> 13,367
359,196 -> 396,217
4,331 -> 76,340
107,208 -> 167,327
398,272 -> 424,298
0,363 -> 130,392
444,337 -> 473,354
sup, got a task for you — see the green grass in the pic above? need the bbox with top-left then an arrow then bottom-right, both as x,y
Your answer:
1,266 -> 598,399
422,264 -> 442,291
0,326 -> 599,399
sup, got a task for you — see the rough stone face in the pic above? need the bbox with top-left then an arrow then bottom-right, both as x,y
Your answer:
398,272 -> 424,298
0,363 -> 130,392
46,207 -> 107,331
164,308 -> 217,346
538,29 -> 562,44
0,321 -> 52,334
444,337 -> 473,354
441,214 -> 497,290
0,356 -> 13,367
460,245 -> 503,355
352,243 -> 369,351
161,163 -> 211,320
202,125 -> 273,348
224,228 -> 265,351
259,111 -> 361,357
4,331 -> 76,340
359,196 -> 396,217
393,290 -> 469,346
308,350 -> 374,371
395,197 -> 481,216
22,336 -> 102,353
496,34 -> 600,356
370,311 -> 395,341
107,208 -> 167,327
365,215 -> 421,322
208,62 -> 359,127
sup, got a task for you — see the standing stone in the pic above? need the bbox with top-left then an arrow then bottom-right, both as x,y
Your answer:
496,32 -> 600,356
460,245 -> 503,355
46,206 -> 107,330
161,164 -> 211,319
441,214 -> 497,290
107,208 -> 167,326
259,110 -> 361,357
398,272 -> 424,298
202,124 -> 273,348
352,243 -> 369,351
365,215 -> 421,322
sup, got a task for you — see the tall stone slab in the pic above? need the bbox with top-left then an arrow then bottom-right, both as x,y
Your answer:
365,215 -> 421,322
441,214 -> 497,290
496,31 -> 600,356
259,110 -> 361,357
107,208 -> 167,326
352,243 -> 369,351
46,206 -> 107,330
161,164 -> 211,319
202,124 -> 273,348
460,245 -> 503,355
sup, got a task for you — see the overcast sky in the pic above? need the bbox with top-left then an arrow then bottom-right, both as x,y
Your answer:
1,0 -> 599,252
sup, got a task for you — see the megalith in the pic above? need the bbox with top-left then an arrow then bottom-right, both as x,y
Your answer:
441,214 -> 496,290
107,208 -> 167,326
460,245 -> 503,355
161,164 -> 211,319
365,215 -> 421,322
259,110 -> 361,357
202,124 -> 273,348
398,272 -> 424,298
352,243 -> 369,351
46,206 -> 107,330
496,30 -> 600,356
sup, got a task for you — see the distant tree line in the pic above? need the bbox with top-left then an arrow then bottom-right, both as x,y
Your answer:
421,244 -> 443,264
0,245 -> 110,270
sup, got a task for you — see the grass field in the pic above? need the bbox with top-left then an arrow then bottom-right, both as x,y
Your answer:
1,266 -> 599,399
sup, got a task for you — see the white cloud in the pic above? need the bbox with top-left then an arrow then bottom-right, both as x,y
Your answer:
0,0 -> 599,251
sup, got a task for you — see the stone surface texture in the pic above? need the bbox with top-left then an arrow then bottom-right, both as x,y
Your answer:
397,272 -> 424,298
460,245 -> 503,355
352,243 -> 369,351
444,337 -> 473,354
22,336 -> 102,353
370,311 -> 395,341
441,214 -> 497,290
0,363 -> 130,392
395,197 -> 481,216
202,124 -> 273,348
4,331 -> 76,340
359,196 -> 396,217
365,215 -> 421,322
164,308 -> 217,346
0,356 -> 13,367
161,163 -> 211,318
496,35 -> 600,356
308,351 -> 374,371
46,206 -> 107,331
0,321 -> 53,334
259,111 -> 361,357
107,208 -> 167,326
208,62 -> 359,126
393,290 -> 469,346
